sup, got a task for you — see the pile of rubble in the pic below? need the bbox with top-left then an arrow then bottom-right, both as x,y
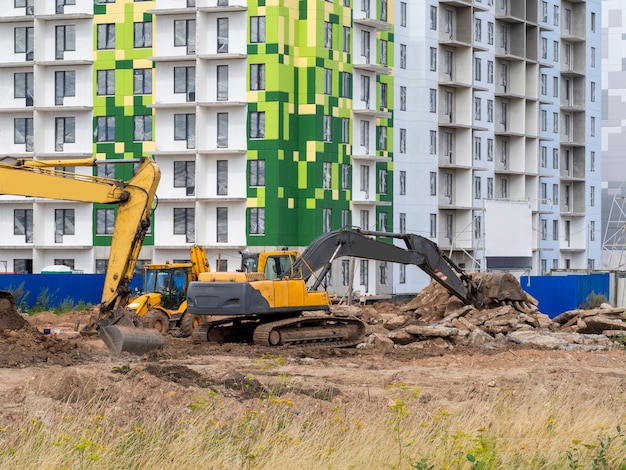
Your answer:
357,281 -> 626,351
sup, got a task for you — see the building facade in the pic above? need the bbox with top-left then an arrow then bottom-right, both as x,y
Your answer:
0,0 -> 601,298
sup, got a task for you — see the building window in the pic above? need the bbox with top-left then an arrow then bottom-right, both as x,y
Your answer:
341,259 -> 350,286
134,68 -> 152,95
174,19 -> 196,54
361,30 -> 370,63
341,163 -> 350,190
55,25 -> 75,59
217,112 -> 228,148
14,26 -> 34,60
250,64 -> 265,91
14,208 -> 33,243
133,115 -> 152,141
474,18 -> 481,42
487,22 -> 493,45
360,120 -> 369,151
361,75 -> 370,106
342,209 -> 350,229
174,114 -> 196,148
134,22 -> 152,48
360,209 -> 369,232
323,208 -> 332,233
14,259 -> 32,274
217,18 -> 229,53
486,99 -> 493,123
217,207 -> 228,243
54,70 -> 76,105
249,112 -> 265,139
429,89 -> 436,113
400,2 -> 407,27
399,212 -> 406,233
553,184 -> 559,205
590,220 -> 595,242
97,69 -> 115,96
360,259 -> 369,286
250,160 -> 265,187
216,65 -> 228,101
174,208 -> 195,243
14,72 -> 34,106
473,136 -> 481,160
541,146 -> 547,168
474,57 -> 481,81
553,220 -> 559,241
55,117 -> 75,151
554,5 -> 559,26
553,112 -> 558,133
474,97 -> 481,120
590,81 -> 596,102
590,151 -> 595,172
360,165 -> 369,193
343,26 -> 350,53
55,208 -> 75,243
399,128 -> 406,153
474,176 -> 481,199
378,126 -> 387,151
541,110 -> 547,131
487,60 -> 493,84
400,86 -> 406,111
591,12 -> 596,33
540,74 -> 547,95
487,138 -> 493,161
400,44 -> 406,69
430,47 -> 437,71
14,117 -> 33,151
380,40 -> 387,66
430,5 -> 437,30
174,66 -> 195,101
378,213 -> 388,233
323,162 -> 332,190
380,82 -> 387,108
54,259 -> 74,270
399,171 -> 406,195
96,208 -> 115,235
379,169 -> 387,194
380,0 -> 387,21
590,186 -> 595,207
554,40 -> 559,62
174,160 -> 195,196
474,215 -> 482,239
324,22 -> 332,49
249,208 -> 265,235
250,16 -> 266,44
430,130 -> 437,155
97,24 -> 115,50
341,118 -> 349,144
323,115 -> 332,142
541,219 -> 547,240
590,116 -> 596,137
430,172 -> 437,196
324,68 -> 332,95
430,214 -> 437,238
340,72 -> 351,98
216,161 -> 228,196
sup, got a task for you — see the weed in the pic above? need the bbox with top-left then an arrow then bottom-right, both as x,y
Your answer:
579,291 -> 608,310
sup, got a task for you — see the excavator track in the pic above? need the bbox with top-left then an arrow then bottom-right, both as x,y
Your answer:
252,316 -> 366,347
192,317 -> 259,344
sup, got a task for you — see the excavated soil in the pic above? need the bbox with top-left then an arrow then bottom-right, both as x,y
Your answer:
0,299 -> 625,432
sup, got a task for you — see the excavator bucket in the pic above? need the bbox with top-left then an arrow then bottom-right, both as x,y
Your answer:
470,272 -> 538,314
98,315 -> 164,355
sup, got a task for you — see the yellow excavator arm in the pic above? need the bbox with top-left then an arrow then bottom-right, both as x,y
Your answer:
0,157 -> 162,354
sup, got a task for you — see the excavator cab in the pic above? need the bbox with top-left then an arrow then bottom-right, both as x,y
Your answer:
142,265 -> 191,310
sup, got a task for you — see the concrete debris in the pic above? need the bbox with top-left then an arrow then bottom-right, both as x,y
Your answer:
365,281 -> 626,351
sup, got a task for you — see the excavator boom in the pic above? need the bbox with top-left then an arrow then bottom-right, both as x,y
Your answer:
0,157 -> 163,354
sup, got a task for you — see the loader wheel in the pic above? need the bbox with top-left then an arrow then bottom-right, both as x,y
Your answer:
142,310 -> 170,335
180,311 -> 203,337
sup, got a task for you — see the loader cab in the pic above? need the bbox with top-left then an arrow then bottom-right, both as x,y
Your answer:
142,264 -> 192,310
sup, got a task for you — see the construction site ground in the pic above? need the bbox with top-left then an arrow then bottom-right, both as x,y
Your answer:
1,305 -> 625,431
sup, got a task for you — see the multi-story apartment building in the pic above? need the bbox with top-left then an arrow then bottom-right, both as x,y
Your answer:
0,0 -> 601,298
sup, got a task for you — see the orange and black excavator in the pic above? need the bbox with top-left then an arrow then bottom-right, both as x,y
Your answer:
186,228 -> 538,347
0,156 -> 163,354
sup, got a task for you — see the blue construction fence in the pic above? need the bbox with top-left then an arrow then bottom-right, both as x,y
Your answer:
0,273 -> 142,311
520,272 -> 609,318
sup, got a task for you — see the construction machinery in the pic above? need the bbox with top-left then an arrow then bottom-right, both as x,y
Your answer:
126,245 -> 209,336
0,156 -> 163,354
186,228 -> 538,347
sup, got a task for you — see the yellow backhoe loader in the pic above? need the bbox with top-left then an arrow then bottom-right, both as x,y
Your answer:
0,156 -> 162,354
126,245 -> 209,336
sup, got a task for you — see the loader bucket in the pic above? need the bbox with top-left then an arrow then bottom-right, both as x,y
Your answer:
99,323 -> 164,355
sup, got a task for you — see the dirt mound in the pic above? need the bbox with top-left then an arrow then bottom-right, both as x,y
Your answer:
0,294 -> 97,367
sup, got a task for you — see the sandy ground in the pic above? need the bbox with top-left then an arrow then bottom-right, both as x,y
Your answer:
0,308 -> 625,428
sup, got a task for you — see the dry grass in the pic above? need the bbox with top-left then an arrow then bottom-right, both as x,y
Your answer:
0,374 -> 625,469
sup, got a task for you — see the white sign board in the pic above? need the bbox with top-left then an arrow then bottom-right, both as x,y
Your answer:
484,200 -> 532,269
